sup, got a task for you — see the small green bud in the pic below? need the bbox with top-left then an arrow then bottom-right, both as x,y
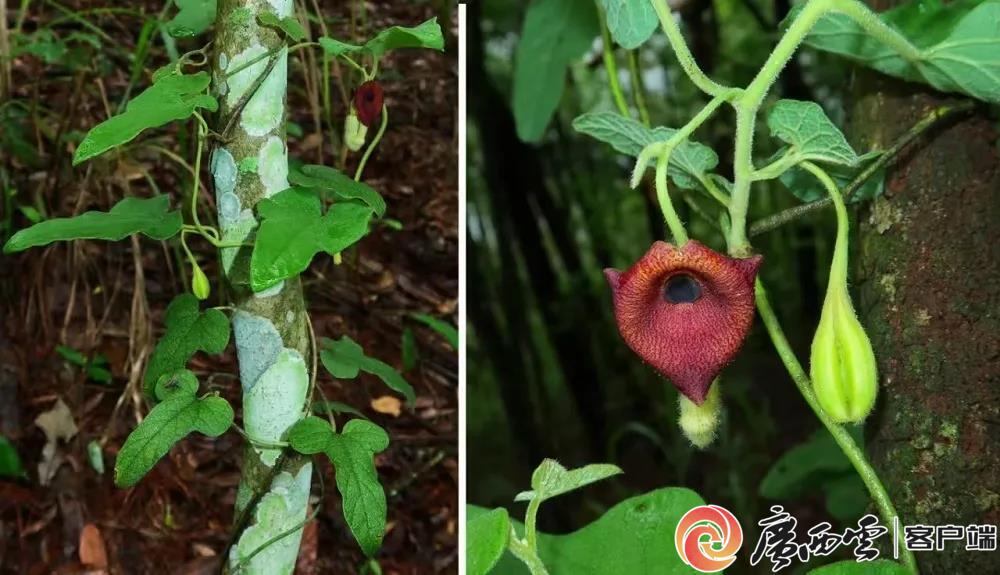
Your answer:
344,109 -> 368,152
811,284 -> 877,423
808,163 -> 878,424
191,263 -> 210,300
678,379 -> 721,449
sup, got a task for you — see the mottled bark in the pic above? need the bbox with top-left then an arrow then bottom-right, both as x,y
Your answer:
849,4 -> 1000,572
213,1 -> 312,573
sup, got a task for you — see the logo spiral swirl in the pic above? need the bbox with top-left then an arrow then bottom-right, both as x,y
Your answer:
674,505 -> 743,573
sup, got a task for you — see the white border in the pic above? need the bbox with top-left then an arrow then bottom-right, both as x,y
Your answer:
457,3 -> 468,575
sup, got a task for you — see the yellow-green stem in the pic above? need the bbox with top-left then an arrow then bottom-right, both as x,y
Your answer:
597,2 -> 630,118
354,105 -> 388,181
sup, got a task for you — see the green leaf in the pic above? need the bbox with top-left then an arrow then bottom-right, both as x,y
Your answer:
513,0 -> 599,142
0,436 -> 25,478
318,17 -> 444,60
3,196 -> 183,253
401,328 -> 418,371
796,0 -> 1000,104
115,369 -> 233,487
250,188 -> 373,291
823,474 -> 870,522
73,71 -> 217,165
807,560 -> 911,575
144,294 -> 231,399
167,0 -> 216,38
289,164 -> 387,217
779,150 -> 885,204
467,508 -> 511,575
288,416 -> 389,557
364,17 -> 445,59
409,313 -> 458,349
56,345 -> 87,366
318,36 -> 362,57
320,336 -> 416,404
258,13 -> 306,42
469,486 -> 706,574
600,0 -> 658,49
14,30 -> 67,64
518,459 -> 622,503
767,99 -> 859,167
760,428 -> 859,500
572,112 -> 718,190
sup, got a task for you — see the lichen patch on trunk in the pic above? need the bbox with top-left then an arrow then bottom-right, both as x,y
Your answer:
229,462 -> 312,574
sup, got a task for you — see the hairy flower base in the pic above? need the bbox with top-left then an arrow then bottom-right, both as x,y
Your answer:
605,241 -> 761,404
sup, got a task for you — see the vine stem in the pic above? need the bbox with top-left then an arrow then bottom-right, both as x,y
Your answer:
655,152 -> 688,245
508,528 -> 549,575
354,104 -> 388,181
650,0 -> 731,97
524,498 -> 541,551
754,280 -> 919,575
627,49 -> 651,126
597,1 -> 631,118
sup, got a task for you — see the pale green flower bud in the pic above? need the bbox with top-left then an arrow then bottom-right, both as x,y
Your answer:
807,163 -> 878,423
191,263 -> 210,301
344,109 -> 368,152
678,380 -> 721,449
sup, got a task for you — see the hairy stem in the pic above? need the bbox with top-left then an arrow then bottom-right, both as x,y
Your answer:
509,529 -> 550,575
754,280 -> 919,574
649,0 -> 731,97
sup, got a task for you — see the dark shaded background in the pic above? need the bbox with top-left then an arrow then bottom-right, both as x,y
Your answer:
0,1 -> 457,573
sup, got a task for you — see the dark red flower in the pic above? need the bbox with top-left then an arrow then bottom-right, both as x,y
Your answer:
353,80 -> 384,128
604,241 -> 762,404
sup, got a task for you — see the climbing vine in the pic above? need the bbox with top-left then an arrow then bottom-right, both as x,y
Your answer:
3,1 -> 444,572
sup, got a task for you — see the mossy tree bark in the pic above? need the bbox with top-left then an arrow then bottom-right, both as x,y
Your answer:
850,3 -> 999,573
212,1 -> 312,572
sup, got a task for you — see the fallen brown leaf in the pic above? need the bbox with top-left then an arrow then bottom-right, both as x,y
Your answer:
371,396 -> 402,417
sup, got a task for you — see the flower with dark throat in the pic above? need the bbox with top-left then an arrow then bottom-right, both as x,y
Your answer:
604,241 -> 762,404
353,80 -> 384,128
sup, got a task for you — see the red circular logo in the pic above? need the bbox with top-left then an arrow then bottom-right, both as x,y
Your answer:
675,505 -> 743,572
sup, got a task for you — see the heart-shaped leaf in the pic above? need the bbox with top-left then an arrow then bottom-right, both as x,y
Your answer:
115,370 -> 233,487
767,99 -> 860,167
573,112 -> 718,190
288,416 -> 389,556
250,187 -> 373,291
795,0 -> 1000,104
600,0 -> 658,49
144,294 -> 230,398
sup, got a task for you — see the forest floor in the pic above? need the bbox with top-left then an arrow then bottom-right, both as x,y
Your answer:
0,1 -> 458,573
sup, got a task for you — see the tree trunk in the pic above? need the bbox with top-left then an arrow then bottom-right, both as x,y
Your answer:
212,1 -> 312,572
850,3 -> 1000,573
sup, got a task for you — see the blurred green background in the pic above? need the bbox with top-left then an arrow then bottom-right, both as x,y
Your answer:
466,1 -> 870,572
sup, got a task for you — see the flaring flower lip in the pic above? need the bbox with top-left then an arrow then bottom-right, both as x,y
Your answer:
605,240 -> 762,404
353,80 -> 384,128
